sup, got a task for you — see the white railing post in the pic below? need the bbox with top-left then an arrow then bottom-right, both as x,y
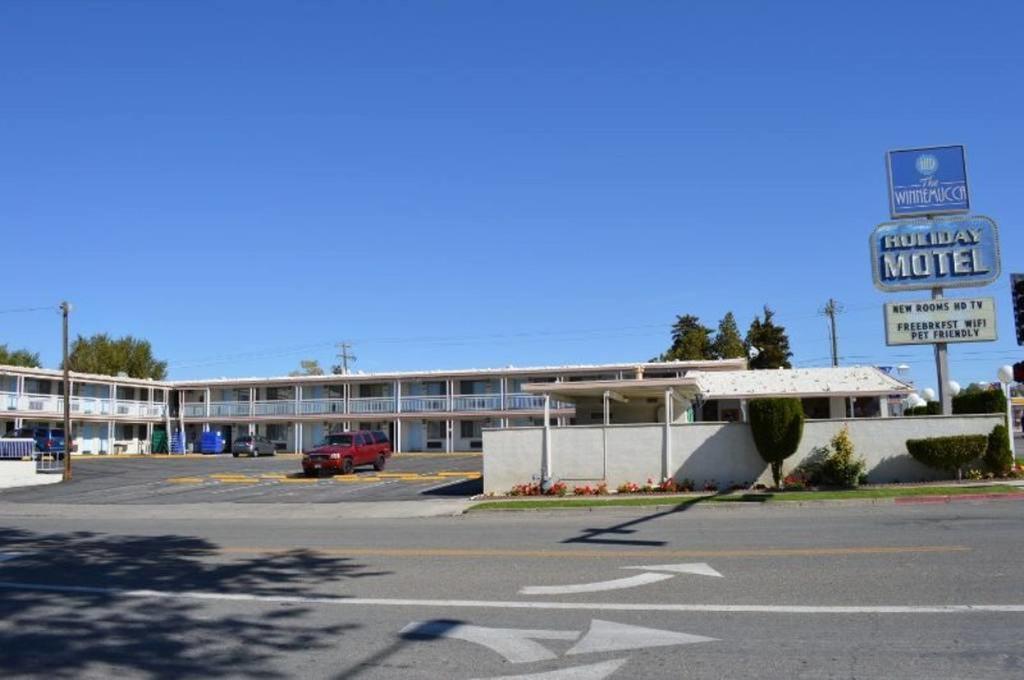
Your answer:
663,387 -> 673,482
249,386 -> 255,418
541,393 -> 552,487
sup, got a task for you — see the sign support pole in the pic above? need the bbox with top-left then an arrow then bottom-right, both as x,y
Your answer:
932,286 -> 952,415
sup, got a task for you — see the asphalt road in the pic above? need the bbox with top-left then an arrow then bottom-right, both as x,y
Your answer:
1,496 -> 1023,679
0,453 -> 482,504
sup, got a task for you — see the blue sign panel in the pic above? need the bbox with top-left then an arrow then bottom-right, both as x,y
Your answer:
870,215 -> 1000,291
887,145 -> 970,218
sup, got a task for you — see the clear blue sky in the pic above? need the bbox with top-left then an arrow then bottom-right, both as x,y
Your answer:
1,1 -> 1021,391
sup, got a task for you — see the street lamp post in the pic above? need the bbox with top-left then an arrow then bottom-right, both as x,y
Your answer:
60,301 -> 72,481
997,365 -> 1015,459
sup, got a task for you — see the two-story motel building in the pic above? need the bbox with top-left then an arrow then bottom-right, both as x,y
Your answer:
1,358 -> 909,455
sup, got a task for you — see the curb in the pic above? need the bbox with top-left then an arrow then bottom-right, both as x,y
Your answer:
894,492 -> 1024,505
467,491 -> 1024,513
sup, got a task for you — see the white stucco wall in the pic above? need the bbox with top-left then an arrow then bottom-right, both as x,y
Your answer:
481,414 -> 1003,493
0,461 -> 63,489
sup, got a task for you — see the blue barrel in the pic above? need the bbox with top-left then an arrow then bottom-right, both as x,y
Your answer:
199,431 -> 226,454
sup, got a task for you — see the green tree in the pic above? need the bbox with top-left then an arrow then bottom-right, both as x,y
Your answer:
0,344 -> 41,368
658,314 -> 714,361
711,312 -> 746,359
289,359 -> 325,376
746,305 -> 793,369
64,334 -> 167,380
748,397 -> 805,488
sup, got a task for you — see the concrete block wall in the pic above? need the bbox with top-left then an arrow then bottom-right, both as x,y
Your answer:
481,414 -> 1004,493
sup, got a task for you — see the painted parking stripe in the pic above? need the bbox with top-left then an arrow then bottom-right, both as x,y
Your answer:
0,581 -> 1022,614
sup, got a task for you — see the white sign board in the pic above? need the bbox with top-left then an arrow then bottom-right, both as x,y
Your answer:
884,297 -> 997,345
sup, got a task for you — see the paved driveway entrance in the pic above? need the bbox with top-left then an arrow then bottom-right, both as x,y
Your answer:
0,453 -> 481,504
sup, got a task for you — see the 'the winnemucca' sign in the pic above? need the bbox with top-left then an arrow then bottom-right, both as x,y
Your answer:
869,215 -> 1001,292
887,145 -> 970,218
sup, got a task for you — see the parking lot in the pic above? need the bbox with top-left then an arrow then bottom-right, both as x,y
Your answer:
0,452 -> 482,504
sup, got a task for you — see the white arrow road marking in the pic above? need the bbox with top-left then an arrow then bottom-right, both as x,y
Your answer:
400,621 -> 578,663
0,553 -> 24,564
519,572 -> 674,596
566,619 -> 716,656
468,658 -> 627,680
622,562 -> 723,578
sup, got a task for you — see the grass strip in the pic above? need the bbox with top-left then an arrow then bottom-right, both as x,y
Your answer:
468,484 -> 1022,511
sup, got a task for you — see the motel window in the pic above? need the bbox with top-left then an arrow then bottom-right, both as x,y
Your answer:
427,421 -> 445,439
801,398 -> 831,420
461,421 -> 482,439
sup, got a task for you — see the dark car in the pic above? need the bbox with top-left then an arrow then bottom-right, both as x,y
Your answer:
231,435 -> 276,457
3,427 -> 68,458
302,430 -> 391,477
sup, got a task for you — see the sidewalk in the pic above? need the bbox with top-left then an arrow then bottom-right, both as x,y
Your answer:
0,498 -> 474,521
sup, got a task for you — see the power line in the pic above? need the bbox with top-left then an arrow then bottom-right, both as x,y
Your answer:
0,305 -> 57,315
335,342 -> 356,375
819,298 -> 844,367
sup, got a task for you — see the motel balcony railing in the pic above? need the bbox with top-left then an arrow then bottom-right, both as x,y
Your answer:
0,392 -> 167,419
180,393 -> 571,420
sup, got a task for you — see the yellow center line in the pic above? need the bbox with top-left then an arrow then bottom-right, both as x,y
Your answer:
166,477 -> 205,483
215,545 -> 970,560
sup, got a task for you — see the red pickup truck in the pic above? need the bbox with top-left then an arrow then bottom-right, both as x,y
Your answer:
302,430 -> 392,477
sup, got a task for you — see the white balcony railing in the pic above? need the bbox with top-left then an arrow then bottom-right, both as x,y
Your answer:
452,395 -> 501,411
182,403 -> 206,417
401,396 -> 448,413
1,392 -> 166,418
298,399 -> 346,416
208,402 -> 252,418
253,400 -> 296,417
176,392 -> 572,419
348,397 -> 396,414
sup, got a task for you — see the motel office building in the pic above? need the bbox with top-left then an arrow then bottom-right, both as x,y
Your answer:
1,360 -> 910,455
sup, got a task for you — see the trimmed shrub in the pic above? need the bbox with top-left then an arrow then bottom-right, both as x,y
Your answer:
905,401 -> 940,416
819,426 -> 867,488
952,389 -> 1006,415
748,398 -> 805,488
906,435 -> 987,478
983,425 -> 1013,476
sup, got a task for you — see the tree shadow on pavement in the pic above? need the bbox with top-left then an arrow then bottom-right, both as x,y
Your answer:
0,528 -> 391,679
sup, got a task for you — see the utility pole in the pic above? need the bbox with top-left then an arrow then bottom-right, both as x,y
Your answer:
60,301 -> 72,481
335,342 -> 356,375
820,298 -> 843,367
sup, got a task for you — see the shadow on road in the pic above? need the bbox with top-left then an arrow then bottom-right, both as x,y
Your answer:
559,493 -> 763,547
420,478 -> 482,497
0,528 -> 391,678
334,619 -> 465,680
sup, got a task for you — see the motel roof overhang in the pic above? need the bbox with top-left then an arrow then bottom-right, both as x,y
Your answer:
167,358 -> 748,389
522,377 -> 701,403
522,367 -> 914,404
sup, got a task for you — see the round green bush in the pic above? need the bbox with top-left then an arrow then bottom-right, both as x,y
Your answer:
984,425 -> 1013,476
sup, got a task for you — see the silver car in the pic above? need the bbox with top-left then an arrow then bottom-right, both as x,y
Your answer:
231,435 -> 276,457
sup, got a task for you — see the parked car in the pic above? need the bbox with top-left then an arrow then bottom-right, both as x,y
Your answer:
302,430 -> 391,477
3,427 -> 69,458
231,435 -> 276,457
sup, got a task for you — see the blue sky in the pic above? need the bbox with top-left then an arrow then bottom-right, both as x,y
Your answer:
1,1 -> 1021,390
